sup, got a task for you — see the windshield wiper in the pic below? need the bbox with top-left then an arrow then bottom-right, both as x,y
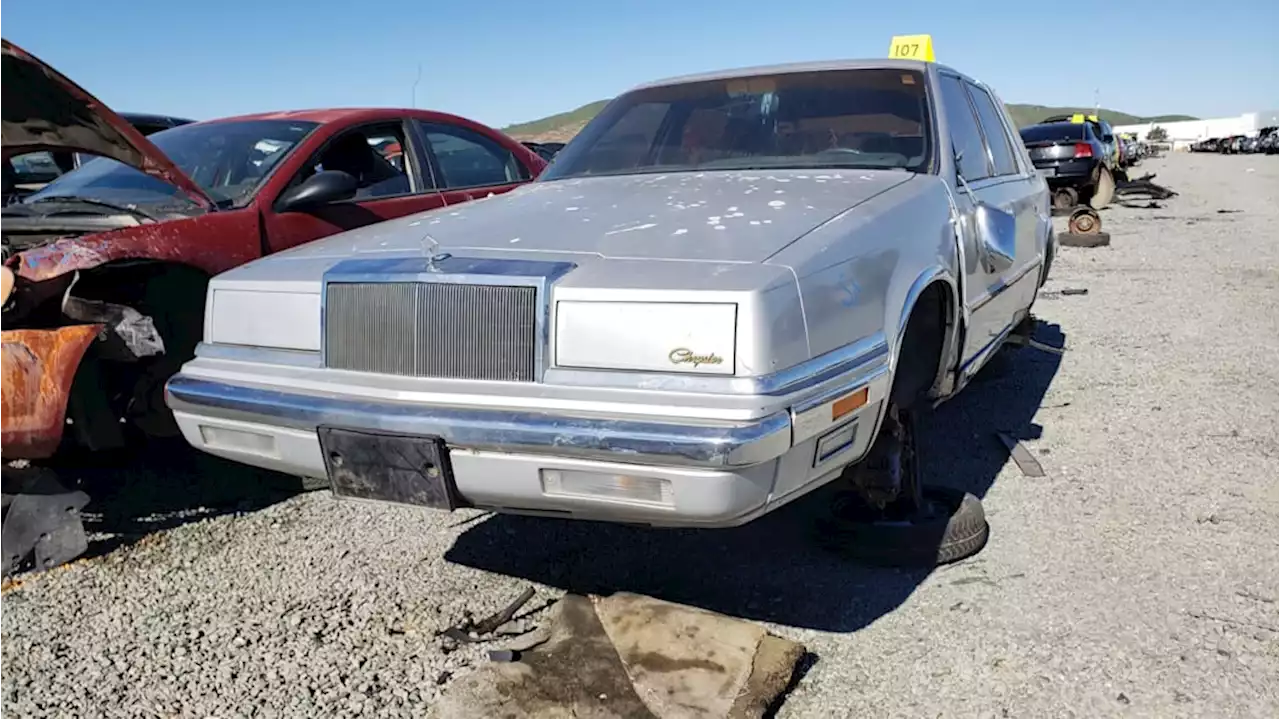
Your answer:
26,196 -> 158,222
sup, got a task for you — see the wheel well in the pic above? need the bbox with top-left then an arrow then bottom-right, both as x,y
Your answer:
891,280 -> 953,409
63,260 -> 211,449
73,258 -> 209,331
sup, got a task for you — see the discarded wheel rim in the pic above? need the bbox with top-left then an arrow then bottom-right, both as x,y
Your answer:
1052,187 -> 1078,210
1069,208 -> 1100,235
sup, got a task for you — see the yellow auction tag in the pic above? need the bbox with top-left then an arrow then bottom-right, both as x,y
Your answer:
1070,113 -> 1086,123
888,34 -> 936,62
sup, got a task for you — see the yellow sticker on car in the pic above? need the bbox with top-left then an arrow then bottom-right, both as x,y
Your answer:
888,34 -> 936,62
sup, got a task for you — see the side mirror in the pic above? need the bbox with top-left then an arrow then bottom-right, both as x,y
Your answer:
277,170 -> 358,212
973,202 -> 1016,273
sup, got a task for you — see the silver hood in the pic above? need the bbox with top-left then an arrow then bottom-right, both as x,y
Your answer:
275,169 -> 915,264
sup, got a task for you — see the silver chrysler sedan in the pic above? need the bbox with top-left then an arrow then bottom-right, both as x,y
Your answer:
166,58 -> 1052,562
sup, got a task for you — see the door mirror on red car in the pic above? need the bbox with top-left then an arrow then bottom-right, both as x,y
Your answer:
277,170 -> 358,212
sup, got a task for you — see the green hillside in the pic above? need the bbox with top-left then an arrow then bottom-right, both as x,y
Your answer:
503,99 -> 1196,141
501,100 -> 611,138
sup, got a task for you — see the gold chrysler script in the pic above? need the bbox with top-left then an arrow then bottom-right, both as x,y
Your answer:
668,348 -> 724,368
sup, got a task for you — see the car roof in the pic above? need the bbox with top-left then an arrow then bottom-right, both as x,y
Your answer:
192,107 -> 477,127
628,58 -> 959,91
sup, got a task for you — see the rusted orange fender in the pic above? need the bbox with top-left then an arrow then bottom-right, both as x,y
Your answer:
1,325 -> 101,459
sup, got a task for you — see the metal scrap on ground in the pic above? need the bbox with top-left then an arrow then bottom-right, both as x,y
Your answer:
428,592 -> 807,719
995,432 -> 1047,478
439,585 -> 538,644
1115,172 -> 1179,200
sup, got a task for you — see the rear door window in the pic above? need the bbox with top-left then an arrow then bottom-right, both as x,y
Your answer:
417,122 -> 528,190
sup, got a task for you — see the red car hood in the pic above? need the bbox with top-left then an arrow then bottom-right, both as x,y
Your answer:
1,39 -> 214,210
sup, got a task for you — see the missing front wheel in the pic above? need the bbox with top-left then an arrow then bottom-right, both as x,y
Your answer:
819,405 -> 990,567
839,404 -> 922,513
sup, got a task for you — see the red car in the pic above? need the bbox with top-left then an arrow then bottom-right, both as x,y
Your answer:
0,39 -> 547,462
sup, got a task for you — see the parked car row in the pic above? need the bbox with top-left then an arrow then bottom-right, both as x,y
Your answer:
1118,135 -> 1153,166
5,36 -> 1055,574
1190,128 -> 1278,154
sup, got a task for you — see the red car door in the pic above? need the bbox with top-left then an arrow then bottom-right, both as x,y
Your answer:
260,117 -> 448,254
411,119 -> 543,207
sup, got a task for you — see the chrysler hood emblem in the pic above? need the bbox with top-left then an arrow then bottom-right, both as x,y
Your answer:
420,231 -> 450,271
426,252 -> 452,272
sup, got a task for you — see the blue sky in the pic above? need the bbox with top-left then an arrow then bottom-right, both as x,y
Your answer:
5,0 -> 1277,129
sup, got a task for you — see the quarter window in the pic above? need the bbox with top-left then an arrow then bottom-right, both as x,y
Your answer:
937,75 -> 990,181
966,83 -> 1019,177
418,122 -> 527,190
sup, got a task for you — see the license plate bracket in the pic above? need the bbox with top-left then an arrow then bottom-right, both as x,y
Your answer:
1037,167 -> 1056,177
317,426 -> 461,510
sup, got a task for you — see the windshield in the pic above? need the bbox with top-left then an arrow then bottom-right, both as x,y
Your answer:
25,119 -> 320,210
540,68 -> 934,180
1020,123 -> 1088,143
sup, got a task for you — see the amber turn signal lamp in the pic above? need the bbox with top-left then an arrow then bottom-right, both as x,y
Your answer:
831,387 -> 869,421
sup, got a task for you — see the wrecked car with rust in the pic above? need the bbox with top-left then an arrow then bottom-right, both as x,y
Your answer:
0,39 -> 547,576
169,56 -> 1055,566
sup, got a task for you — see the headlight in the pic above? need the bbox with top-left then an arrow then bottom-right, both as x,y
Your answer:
555,301 -> 736,374
206,288 -> 320,351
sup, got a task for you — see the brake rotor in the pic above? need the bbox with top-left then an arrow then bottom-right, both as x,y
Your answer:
1068,207 -> 1101,235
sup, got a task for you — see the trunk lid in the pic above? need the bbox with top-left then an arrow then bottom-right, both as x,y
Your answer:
1020,123 -> 1089,162
1025,142 -> 1081,161
1,39 -> 215,211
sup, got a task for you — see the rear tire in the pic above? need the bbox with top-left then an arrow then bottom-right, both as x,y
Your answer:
1090,166 -> 1115,208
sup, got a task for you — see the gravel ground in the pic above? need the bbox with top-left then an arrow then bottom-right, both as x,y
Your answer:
3,153 -> 1277,719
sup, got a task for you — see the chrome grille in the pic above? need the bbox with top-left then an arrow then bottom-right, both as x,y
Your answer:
324,282 -> 538,381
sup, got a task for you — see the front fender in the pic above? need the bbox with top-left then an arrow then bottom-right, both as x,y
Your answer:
1,325 -> 101,459
10,210 -> 260,284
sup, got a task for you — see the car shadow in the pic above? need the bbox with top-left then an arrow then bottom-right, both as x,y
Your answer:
47,438 -> 310,560
445,320 -> 1066,634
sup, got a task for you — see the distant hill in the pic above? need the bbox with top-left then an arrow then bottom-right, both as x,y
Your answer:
503,99 -> 1196,143
1002,104 -> 1197,129
502,100 -> 612,143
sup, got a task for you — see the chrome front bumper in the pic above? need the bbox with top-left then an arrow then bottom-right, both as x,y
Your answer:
164,375 -> 793,470
164,337 -> 890,528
